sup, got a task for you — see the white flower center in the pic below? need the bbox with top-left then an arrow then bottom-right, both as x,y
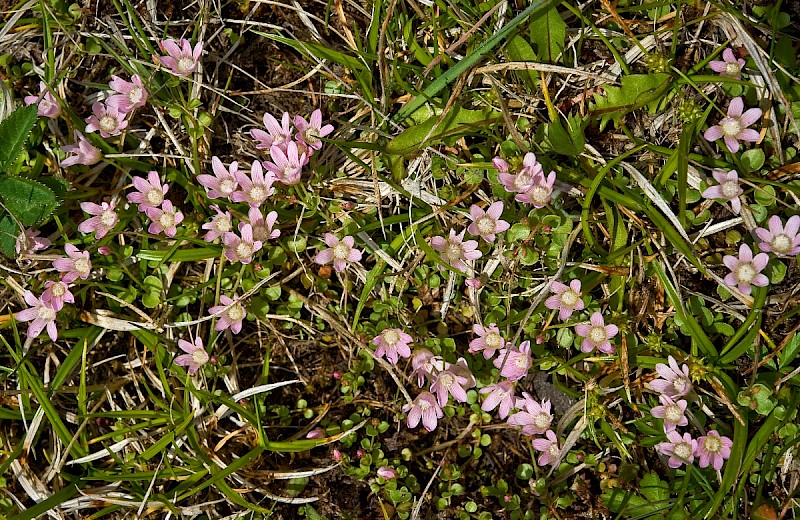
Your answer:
51,283 -> 66,297
146,188 -> 164,206
219,178 -> 237,195
305,128 -> 320,143
191,348 -> 209,365
513,173 -> 532,192
559,289 -> 579,307
129,87 -> 143,104
720,181 -> 739,199
100,209 -> 117,227
485,332 -> 502,349
383,329 -> 400,346
533,412 -> 551,430
703,436 -> 722,454
176,56 -> 195,74
772,234 -> 792,254
589,326 -> 606,344
721,118 -> 743,137
159,212 -> 175,229
38,306 -> 56,321
548,443 -> 559,457
673,442 -> 692,460
530,185 -> 550,205
445,242 -> 463,262
249,186 -> 267,204
236,242 -> 253,259
476,216 -> 496,235
418,399 -> 431,412
439,373 -> 455,389
673,377 -> 688,394
99,115 -> 118,133
74,258 -> 90,275
215,217 -> 231,233
735,262 -> 756,284
514,353 -> 528,369
725,62 -> 741,76
664,404 -> 683,423
226,305 -> 245,322
332,243 -> 350,260
283,165 -> 295,178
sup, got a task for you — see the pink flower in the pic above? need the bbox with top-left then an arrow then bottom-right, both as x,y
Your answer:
411,349 -> 443,387
40,280 -> 74,311
465,277 -> 482,288
722,243 -> 769,296
403,392 -> 443,432
376,467 -> 397,479
430,229 -> 482,273
650,395 -> 688,432
106,75 -> 148,113
263,141 -> 307,185
198,157 -> 239,200
480,381 -> 516,419
251,111 -> 293,151
84,102 -> 128,138
16,228 -> 50,255
209,294 -> 246,334
469,323 -> 505,359
648,356 -> 692,399
127,171 -> 169,213
516,171 -> 557,208
694,430 -> 732,470
231,162 -> 276,207
430,366 -> 471,407
145,200 -> 184,237
78,201 -> 118,239
24,81 -> 61,118
492,157 -> 509,173
531,430 -> 560,467
53,244 -> 92,283
508,393 -> 552,436
710,48 -> 745,79
372,328 -> 413,365
60,130 -> 102,167
703,97 -> 762,154
755,215 -> 800,257
467,202 -> 510,242
223,224 -> 263,264
493,340 -> 532,381
294,109 -> 334,153
174,337 -> 209,375
701,169 -> 743,214
544,280 -> 584,320
158,38 -> 202,77
574,312 -> 619,354
202,205 -> 233,242
245,207 -> 280,243
314,234 -> 363,272
306,428 -> 325,439
657,431 -> 697,469
496,152 -> 543,193
15,290 -> 58,341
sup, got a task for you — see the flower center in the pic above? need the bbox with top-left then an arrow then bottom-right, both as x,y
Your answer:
445,242 -> 463,262
418,400 -> 431,412
191,349 -> 209,365
735,262 -> 756,284
51,283 -> 66,297
559,289 -> 579,307
100,209 -> 117,227
251,225 -> 268,243
226,305 -> 245,322
236,242 -> 253,259
720,181 -> 740,199
74,258 -> 90,275
476,216 -> 496,235
514,353 -> 529,369
673,377 -> 688,395
249,186 -> 267,204
219,178 -> 237,195
383,329 -> 401,346
513,173 -> 533,192
485,332 -> 502,349
439,373 -> 454,389
589,326 -> 606,344
333,243 -> 350,260
720,118 -> 743,137
673,442 -> 692,460
159,212 -> 175,229
146,188 -> 164,206
305,128 -> 320,144
176,56 -> 195,74
664,404 -> 683,423
703,436 -> 722,454
38,306 -> 56,321
283,165 -> 296,178
772,234 -> 792,254
99,115 -> 117,133
725,62 -> 741,76
530,185 -> 550,205
533,412 -> 551,430
215,217 -> 231,233
548,444 -> 559,457
129,87 -> 143,104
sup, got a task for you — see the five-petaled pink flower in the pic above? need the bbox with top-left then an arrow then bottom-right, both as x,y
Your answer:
158,38 -> 202,77
430,229 -> 482,273
246,207 -> 280,243
480,382 -> 516,419
202,205 -> 233,242
84,102 -> 128,138
145,200 -> 184,237
701,169 -> 743,214
251,111 -> 293,151
704,97 -> 762,154
209,294 -> 246,334
60,130 -> 102,167
650,395 -> 688,432
174,337 -> 209,375
232,162 -> 276,207
127,171 -> 169,213
694,430 -> 733,470
430,366 -> 471,407
24,81 -> 61,119
494,340 -> 532,381
722,243 -> 769,296
78,201 -> 119,239
198,157 -> 240,200
16,228 -> 50,255
467,202 -> 510,242
649,356 -> 692,399
223,224 -> 263,264
15,290 -> 59,341
314,234 -> 363,272
508,393 -> 553,436
755,215 -> 800,257
532,430 -> 560,467
53,244 -> 92,283
710,48 -> 745,79
372,328 -> 413,365
575,312 -> 619,354
41,280 -> 74,311
106,75 -> 148,113
294,109 -> 334,153
263,141 -> 307,185
657,431 -> 697,469
496,153 -> 543,193
516,171 -> 557,208
403,392 -> 443,432
545,280 -> 584,320
469,323 -> 505,359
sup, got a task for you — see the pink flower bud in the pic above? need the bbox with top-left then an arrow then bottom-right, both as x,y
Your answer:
332,449 -> 343,462
465,277 -> 482,289
356,449 -> 365,458
98,246 -> 112,256
306,428 -> 325,439
377,466 -> 397,479
333,371 -> 342,380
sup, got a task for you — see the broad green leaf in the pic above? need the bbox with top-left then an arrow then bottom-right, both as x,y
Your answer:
0,212 -> 18,257
0,175 -> 58,226
639,472 -> 669,503
503,35 -> 538,87
546,115 -> 584,156
742,148 -> 765,171
591,73 -> 672,131
386,105 -> 498,155
779,332 -> 800,368
0,104 -> 38,172
528,5 -> 566,63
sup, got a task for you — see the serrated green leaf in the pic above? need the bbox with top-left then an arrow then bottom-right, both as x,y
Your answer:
591,73 -> 671,131
528,5 -> 566,63
0,104 -> 38,172
639,472 -> 669,503
0,175 -> 58,226
0,212 -> 19,257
